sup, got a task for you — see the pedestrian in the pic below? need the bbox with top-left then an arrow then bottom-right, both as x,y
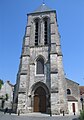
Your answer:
63,110 -> 65,116
9,109 -> 12,115
18,110 -> 20,116
4,107 -> 8,114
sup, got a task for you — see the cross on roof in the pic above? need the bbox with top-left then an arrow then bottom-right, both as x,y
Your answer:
43,0 -> 45,5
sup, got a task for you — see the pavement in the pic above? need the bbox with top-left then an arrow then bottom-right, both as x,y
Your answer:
0,112 -> 79,120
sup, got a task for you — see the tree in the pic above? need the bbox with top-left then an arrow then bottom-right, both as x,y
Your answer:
0,79 -> 4,89
79,110 -> 84,120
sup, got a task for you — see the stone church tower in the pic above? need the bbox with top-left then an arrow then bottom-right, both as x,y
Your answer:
14,3 -> 68,114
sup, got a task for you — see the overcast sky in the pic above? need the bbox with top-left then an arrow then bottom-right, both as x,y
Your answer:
0,0 -> 84,85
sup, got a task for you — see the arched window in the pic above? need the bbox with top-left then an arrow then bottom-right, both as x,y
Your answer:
35,19 -> 39,46
67,89 -> 71,95
44,18 -> 49,45
36,57 -> 44,74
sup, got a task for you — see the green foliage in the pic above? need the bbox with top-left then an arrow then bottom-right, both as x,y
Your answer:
0,79 -> 4,89
79,110 -> 84,120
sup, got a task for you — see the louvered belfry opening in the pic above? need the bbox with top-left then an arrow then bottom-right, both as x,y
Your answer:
35,20 -> 39,46
44,19 -> 48,45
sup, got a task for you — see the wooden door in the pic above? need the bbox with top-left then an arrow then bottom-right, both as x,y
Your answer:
34,87 -> 46,113
2,100 -> 4,108
40,95 -> 46,113
34,95 -> 39,112
72,103 -> 75,113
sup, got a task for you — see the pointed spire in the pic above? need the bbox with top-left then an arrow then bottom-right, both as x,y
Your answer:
33,3 -> 52,13
42,0 -> 45,5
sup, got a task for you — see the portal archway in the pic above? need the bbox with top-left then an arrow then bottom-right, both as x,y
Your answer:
34,86 -> 46,113
31,82 -> 50,113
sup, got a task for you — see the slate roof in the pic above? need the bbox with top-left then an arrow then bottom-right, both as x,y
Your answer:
79,86 -> 84,95
34,3 -> 52,13
66,78 -> 79,85
67,96 -> 78,102
7,81 -> 14,87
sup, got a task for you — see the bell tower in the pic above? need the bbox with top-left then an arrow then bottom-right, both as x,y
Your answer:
14,3 -> 68,114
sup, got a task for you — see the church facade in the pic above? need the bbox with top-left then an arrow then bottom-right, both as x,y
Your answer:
13,4 -> 81,114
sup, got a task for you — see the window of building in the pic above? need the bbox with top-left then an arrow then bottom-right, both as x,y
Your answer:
34,18 -> 40,46
67,89 -> 71,95
44,18 -> 49,45
35,21 -> 39,46
36,57 -> 44,74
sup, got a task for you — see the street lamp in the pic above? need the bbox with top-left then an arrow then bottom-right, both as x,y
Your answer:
80,96 -> 83,110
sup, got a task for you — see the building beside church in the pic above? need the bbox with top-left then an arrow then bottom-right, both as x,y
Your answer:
0,81 -> 14,109
79,86 -> 84,109
66,78 -> 80,114
13,3 -> 81,115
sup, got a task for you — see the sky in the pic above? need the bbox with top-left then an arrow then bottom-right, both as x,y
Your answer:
0,0 -> 84,85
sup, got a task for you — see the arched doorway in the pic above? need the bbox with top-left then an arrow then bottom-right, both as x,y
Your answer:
34,86 -> 46,113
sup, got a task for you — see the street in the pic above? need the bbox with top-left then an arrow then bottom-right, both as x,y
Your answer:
0,112 -> 79,120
